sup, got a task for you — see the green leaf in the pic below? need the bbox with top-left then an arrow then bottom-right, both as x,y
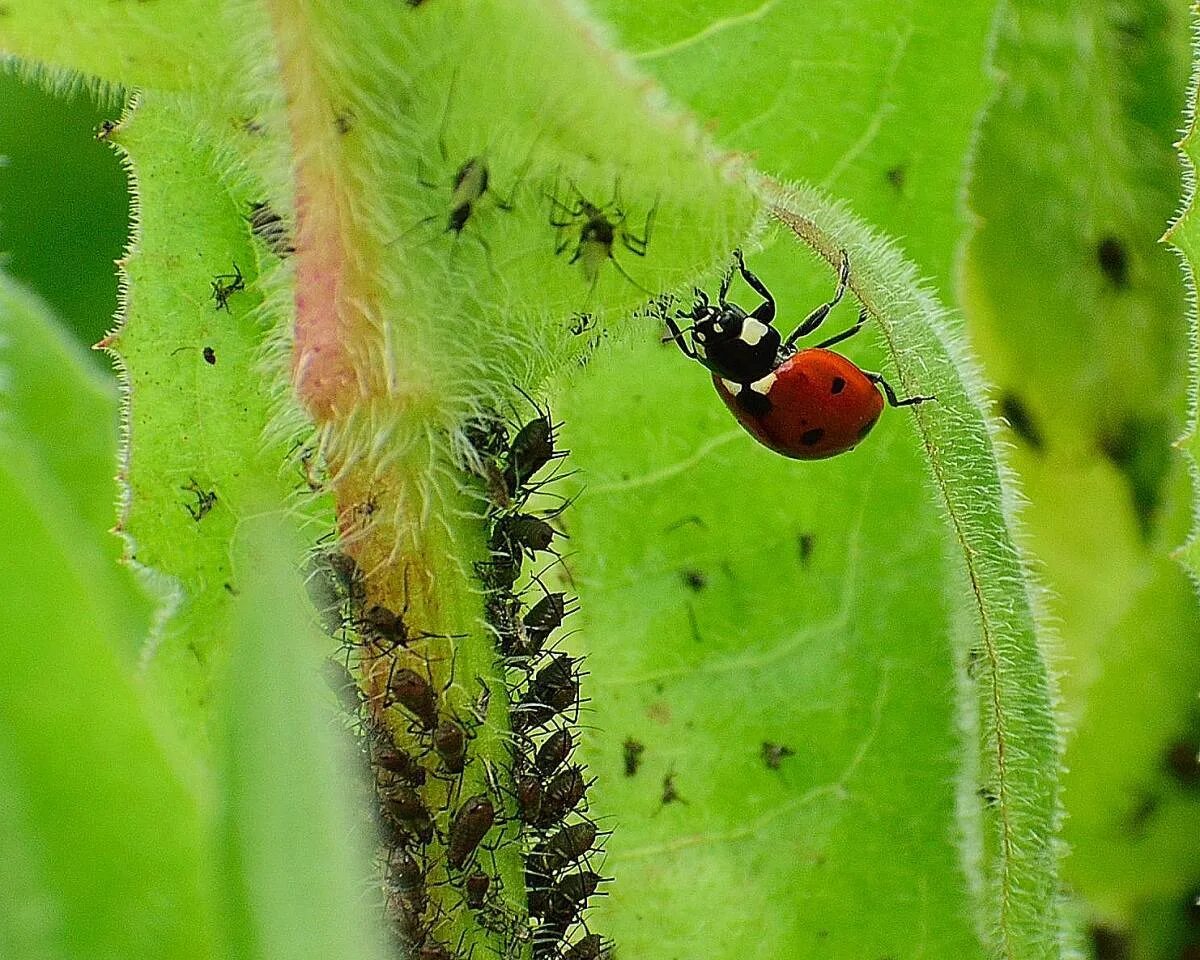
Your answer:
556,182 -> 1062,960
213,510 -> 389,960
967,1 -> 1200,954
0,273 -> 213,960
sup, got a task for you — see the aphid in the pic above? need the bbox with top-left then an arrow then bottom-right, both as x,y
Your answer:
504,390 -> 563,492
374,744 -> 427,786
447,794 -> 496,870
489,512 -> 560,561
322,658 -> 364,716
464,870 -> 490,909
388,667 -> 440,732
523,591 -> 570,652
1096,235 -> 1130,288
529,821 -> 598,878
475,554 -> 522,591
434,719 -> 468,776
388,847 -> 425,895
210,262 -> 245,312
515,654 -> 581,733
761,741 -> 795,771
622,738 -> 644,777
536,766 -> 587,828
247,200 -> 295,256
537,870 -> 603,930
681,568 -> 707,591
325,551 -> 366,606
182,478 -> 217,521
664,249 -> 933,459
534,728 -> 574,779
562,934 -> 607,960
514,773 -> 544,825
548,179 -> 655,293
382,786 -> 435,845
661,770 -> 685,806
202,346 -> 217,365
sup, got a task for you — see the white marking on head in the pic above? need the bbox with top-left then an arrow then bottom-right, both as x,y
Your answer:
740,319 -> 769,346
693,329 -> 706,341
750,372 -> 776,395
720,378 -> 740,394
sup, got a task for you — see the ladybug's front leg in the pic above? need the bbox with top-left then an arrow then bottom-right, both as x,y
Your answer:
661,315 -> 700,359
731,249 -> 777,326
782,249 -> 850,349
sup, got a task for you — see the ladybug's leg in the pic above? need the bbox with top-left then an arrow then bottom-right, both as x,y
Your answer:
814,306 -> 868,350
782,249 -> 851,348
662,316 -> 699,359
863,371 -> 936,407
730,249 -> 777,326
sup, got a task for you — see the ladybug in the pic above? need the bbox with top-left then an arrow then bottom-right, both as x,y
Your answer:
664,250 -> 932,459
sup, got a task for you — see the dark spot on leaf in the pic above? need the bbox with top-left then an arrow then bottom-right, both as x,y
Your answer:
830,376 -> 846,395
801,428 -> 824,446
1096,235 -> 1130,289
977,786 -> 999,808
999,391 -> 1044,452
203,346 -> 216,365
1165,739 -> 1200,788
1097,415 -> 1172,540
761,742 -> 794,770
681,568 -> 707,592
798,533 -> 815,566
885,165 -> 906,192
1088,923 -> 1131,960
660,770 -> 685,805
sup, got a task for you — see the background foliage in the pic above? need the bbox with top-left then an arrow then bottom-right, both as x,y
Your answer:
0,2 -> 1196,959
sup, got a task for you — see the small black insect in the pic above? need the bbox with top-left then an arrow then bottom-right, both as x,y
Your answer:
515,654 -> 582,733
210,262 -> 245,312
523,590 -> 572,654
489,511 -> 561,561
322,658 -> 364,716
447,794 -> 495,870
202,346 -> 217,365
247,200 -> 295,257
182,477 -> 217,521
514,773 -> 544,825
622,738 -> 644,777
529,821 -> 598,880
548,179 -> 656,294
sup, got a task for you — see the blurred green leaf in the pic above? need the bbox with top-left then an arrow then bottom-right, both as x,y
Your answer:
0,272 -> 212,960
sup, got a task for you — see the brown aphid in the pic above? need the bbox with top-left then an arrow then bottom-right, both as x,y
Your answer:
563,934 -> 606,960
388,668 -> 439,731
534,728 -> 574,779
530,821 -> 597,878
523,592 -> 569,650
374,745 -> 426,786
381,786 -> 434,845
464,870 -> 490,909
447,794 -> 495,870
536,767 -> 586,828
504,411 -> 559,492
515,774 -> 544,825
434,719 -> 468,775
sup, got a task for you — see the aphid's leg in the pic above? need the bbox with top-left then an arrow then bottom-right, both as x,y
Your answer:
662,316 -> 700,358
814,306 -> 868,350
782,249 -> 850,348
622,197 -> 657,257
863,370 -> 936,407
733,248 -> 777,325
607,253 -> 654,296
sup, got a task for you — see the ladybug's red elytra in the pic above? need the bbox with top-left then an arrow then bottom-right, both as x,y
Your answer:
664,250 -> 933,459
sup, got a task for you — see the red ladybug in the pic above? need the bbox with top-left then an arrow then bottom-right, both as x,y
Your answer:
663,250 -> 932,459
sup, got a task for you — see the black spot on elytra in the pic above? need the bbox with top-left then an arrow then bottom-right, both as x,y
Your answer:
800,428 -> 824,446
1096,235 -> 1130,289
830,376 -> 846,395
999,391 -> 1044,452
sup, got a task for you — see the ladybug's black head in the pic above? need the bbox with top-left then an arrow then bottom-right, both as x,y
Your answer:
682,299 -> 781,385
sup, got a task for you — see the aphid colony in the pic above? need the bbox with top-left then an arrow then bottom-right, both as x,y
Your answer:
310,396 -> 608,960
